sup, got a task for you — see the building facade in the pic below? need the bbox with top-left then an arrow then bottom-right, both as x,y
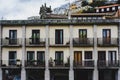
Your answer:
0,19 -> 120,80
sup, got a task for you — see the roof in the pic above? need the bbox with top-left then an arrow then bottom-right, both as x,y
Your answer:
45,14 -> 68,19
96,4 -> 120,9
71,12 -> 116,17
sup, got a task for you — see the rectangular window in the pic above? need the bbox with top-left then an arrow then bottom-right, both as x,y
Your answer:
98,51 -> 106,61
103,29 -> 111,44
79,29 -> 87,44
55,29 -> 63,44
84,51 -> 92,66
37,51 -> 45,65
27,51 -> 35,61
108,51 -> 116,61
9,51 -> 17,65
74,51 -> 82,65
9,30 -> 17,44
55,51 -> 63,65
84,51 -> 92,59
31,30 -> 40,44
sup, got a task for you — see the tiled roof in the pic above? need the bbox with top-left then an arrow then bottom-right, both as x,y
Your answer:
71,12 -> 116,17
96,4 -> 120,9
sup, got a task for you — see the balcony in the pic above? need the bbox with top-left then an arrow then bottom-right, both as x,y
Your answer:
97,38 -> 118,47
2,38 -> 22,47
49,38 -> 70,47
74,60 -> 94,69
26,38 -> 45,46
73,38 -> 94,47
25,60 -> 45,67
1,60 -> 22,68
97,60 -> 119,68
49,60 -> 70,68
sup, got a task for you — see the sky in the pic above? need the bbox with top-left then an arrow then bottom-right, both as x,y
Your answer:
0,0 -> 74,20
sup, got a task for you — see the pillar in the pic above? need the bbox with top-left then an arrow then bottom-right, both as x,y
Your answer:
0,24 -> 2,80
93,24 -> 98,80
69,25 -> 74,80
117,21 -> 120,80
45,25 -> 50,80
21,25 -> 26,80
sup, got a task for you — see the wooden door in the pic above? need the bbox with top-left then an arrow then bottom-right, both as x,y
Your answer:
74,51 -> 82,65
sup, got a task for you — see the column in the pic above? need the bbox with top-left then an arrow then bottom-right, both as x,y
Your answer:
0,24 -> 2,80
69,25 -> 74,80
21,25 -> 26,80
93,24 -> 98,80
118,21 -> 120,80
45,25 -> 50,80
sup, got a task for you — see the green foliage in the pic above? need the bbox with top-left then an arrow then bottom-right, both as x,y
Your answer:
82,1 -> 89,7
89,1 -> 106,7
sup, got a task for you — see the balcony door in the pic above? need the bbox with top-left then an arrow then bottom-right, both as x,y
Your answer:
103,29 -> 111,44
84,51 -> 92,66
55,51 -> 63,65
9,51 -> 16,65
9,30 -> 17,44
37,51 -> 45,65
74,51 -> 82,65
32,30 -> 40,44
55,29 -> 63,44
79,29 -> 87,44
108,51 -> 117,65
27,51 -> 35,61
98,51 -> 106,66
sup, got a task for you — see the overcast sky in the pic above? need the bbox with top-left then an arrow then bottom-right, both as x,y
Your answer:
0,0 -> 75,20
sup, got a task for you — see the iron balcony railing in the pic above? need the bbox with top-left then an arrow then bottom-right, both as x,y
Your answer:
1,60 -> 22,67
97,38 -> 118,46
74,60 -> 94,67
26,38 -> 46,46
49,38 -> 70,46
73,38 -> 94,46
49,60 -> 70,67
25,60 -> 45,67
2,38 -> 22,46
97,60 -> 119,68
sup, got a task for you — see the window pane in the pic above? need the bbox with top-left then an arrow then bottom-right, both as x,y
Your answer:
84,51 -> 92,59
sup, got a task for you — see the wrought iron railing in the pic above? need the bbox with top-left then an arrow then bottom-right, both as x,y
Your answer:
25,60 -> 45,67
97,60 -> 119,67
2,38 -> 22,46
74,60 -> 94,67
26,38 -> 46,46
73,38 -> 94,46
1,60 -> 22,67
97,38 -> 118,46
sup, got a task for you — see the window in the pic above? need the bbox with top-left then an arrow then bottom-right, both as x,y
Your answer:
31,30 -> 40,44
84,51 -> 92,66
84,51 -> 92,59
79,29 -> 87,38
27,51 -> 35,61
55,29 -> 63,44
55,51 -> 63,65
107,8 -> 110,11
74,51 -> 82,65
9,30 -> 17,44
79,29 -> 87,44
112,7 -> 115,11
9,51 -> 17,65
101,8 -> 104,12
37,51 -> 45,65
108,51 -> 116,61
96,9 -> 99,12
98,51 -> 106,61
103,29 -> 111,44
